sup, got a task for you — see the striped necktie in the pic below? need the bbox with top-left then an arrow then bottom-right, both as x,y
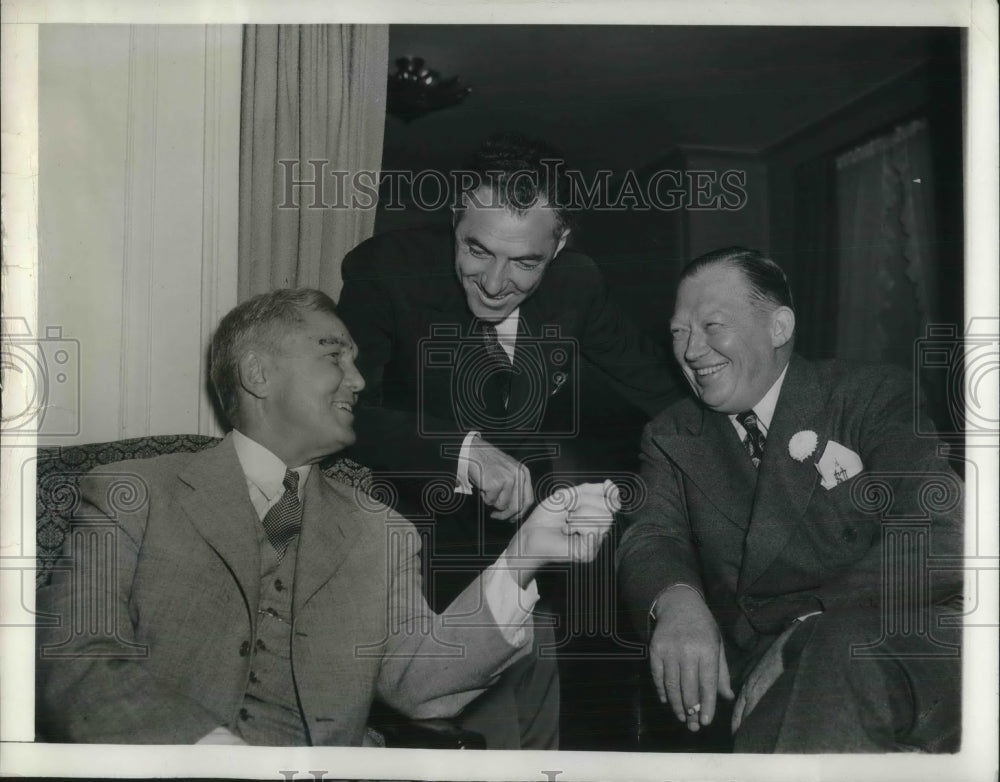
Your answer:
735,410 -> 766,469
262,468 -> 302,559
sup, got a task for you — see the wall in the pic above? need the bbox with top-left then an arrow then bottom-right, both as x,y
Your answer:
37,24 -> 242,445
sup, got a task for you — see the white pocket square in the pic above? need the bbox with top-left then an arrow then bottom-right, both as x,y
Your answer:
814,440 -> 864,490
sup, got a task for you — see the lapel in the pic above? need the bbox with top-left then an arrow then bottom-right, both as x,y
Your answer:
292,467 -> 367,612
650,403 -> 757,530
506,294 -> 572,430
738,356 -> 823,592
176,435 -> 262,614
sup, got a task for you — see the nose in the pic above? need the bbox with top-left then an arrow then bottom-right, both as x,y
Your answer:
480,260 -> 508,296
344,358 -> 366,394
683,329 -> 708,363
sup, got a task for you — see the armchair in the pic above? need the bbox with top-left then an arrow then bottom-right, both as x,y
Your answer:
34,433 -> 485,749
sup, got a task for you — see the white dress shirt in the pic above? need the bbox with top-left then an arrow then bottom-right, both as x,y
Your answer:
727,363 -> 789,442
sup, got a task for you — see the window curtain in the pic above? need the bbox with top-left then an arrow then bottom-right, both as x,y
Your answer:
238,25 -> 388,302
834,118 -> 938,368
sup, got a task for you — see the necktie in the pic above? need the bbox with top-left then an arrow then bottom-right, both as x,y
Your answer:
736,410 -> 766,469
480,321 -> 513,414
262,469 -> 302,559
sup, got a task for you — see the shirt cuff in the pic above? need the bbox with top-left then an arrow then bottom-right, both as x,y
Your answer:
481,551 -> 539,648
648,582 -> 705,623
195,726 -> 243,745
454,430 -> 480,495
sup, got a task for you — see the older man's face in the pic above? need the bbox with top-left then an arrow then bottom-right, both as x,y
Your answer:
454,187 -> 568,323
262,310 -> 366,464
670,264 -> 786,414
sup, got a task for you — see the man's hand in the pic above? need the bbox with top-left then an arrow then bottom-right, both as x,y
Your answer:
467,435 -> 534,521
731,619 -> 801,735
504,481 -> 620,587
649,586 -> 734,732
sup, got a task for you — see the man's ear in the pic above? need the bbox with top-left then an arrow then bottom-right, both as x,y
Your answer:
554,227 -> 570,257
238,350 -> 269,401
770,306 -> 796,348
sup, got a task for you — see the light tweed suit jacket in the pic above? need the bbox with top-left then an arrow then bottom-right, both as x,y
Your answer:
36,435 -> 526,744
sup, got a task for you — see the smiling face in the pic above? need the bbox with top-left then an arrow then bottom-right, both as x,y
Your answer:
670,263 -> 793,414
256,309 -> 366,465
454,186 -> 569,322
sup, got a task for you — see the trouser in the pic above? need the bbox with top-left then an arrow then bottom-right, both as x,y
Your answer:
732,604 -> 962,752
457,619 -> 560,749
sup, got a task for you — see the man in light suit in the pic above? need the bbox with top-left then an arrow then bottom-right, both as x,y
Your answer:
618,247 -> 963,752
36,288 -> 618,746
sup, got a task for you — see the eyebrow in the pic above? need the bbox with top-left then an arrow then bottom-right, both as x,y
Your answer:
317,335 -> 354,351
464,237 -> 495,256
464,236 -> 545,264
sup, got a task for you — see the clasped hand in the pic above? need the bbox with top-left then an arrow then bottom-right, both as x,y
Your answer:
467,436 -> 535,520
505,481 -> 621,582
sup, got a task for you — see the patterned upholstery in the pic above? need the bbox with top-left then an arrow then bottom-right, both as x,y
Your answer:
35,434 -> 373,587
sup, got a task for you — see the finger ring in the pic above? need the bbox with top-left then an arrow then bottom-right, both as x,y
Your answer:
686,703 -> 701,716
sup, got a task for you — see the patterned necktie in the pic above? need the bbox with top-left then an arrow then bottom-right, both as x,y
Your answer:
736,410 -> 766,469
262,469 -> 302,559
481,321 -> 513,412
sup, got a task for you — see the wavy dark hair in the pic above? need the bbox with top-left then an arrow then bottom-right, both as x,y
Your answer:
454,132 -> 574,235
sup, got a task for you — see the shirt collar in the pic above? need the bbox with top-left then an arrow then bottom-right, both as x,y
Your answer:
231,429 -> 309,502
728,362 -> 789,434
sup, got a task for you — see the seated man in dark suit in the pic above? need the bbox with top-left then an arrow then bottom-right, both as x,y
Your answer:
36,288 -> 619,745
618,247 -> 963,752
338,133 -> 680,746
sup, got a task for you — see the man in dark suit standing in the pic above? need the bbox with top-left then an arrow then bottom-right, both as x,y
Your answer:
337,134 -> 680,746
36,289 -> 619,746
618,247 -> 963,752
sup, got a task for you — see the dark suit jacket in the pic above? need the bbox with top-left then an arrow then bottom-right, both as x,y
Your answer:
35,436 -> 528,744
337,225 -> 680,483
618,356 -> 964,664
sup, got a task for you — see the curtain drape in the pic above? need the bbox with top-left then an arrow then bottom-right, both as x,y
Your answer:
238,25 -> 388,302
834,118 -> 938,368
788,156 -> 837,359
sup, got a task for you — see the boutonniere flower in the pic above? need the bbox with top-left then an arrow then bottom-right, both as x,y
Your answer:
788,430 -> 819,462
788,430 -> 865,490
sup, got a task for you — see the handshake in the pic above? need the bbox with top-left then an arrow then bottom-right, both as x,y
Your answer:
502,480 -> 621,589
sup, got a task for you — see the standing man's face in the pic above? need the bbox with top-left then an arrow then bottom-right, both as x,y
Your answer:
669,264 -> 792,414
454,186 -> 569,323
